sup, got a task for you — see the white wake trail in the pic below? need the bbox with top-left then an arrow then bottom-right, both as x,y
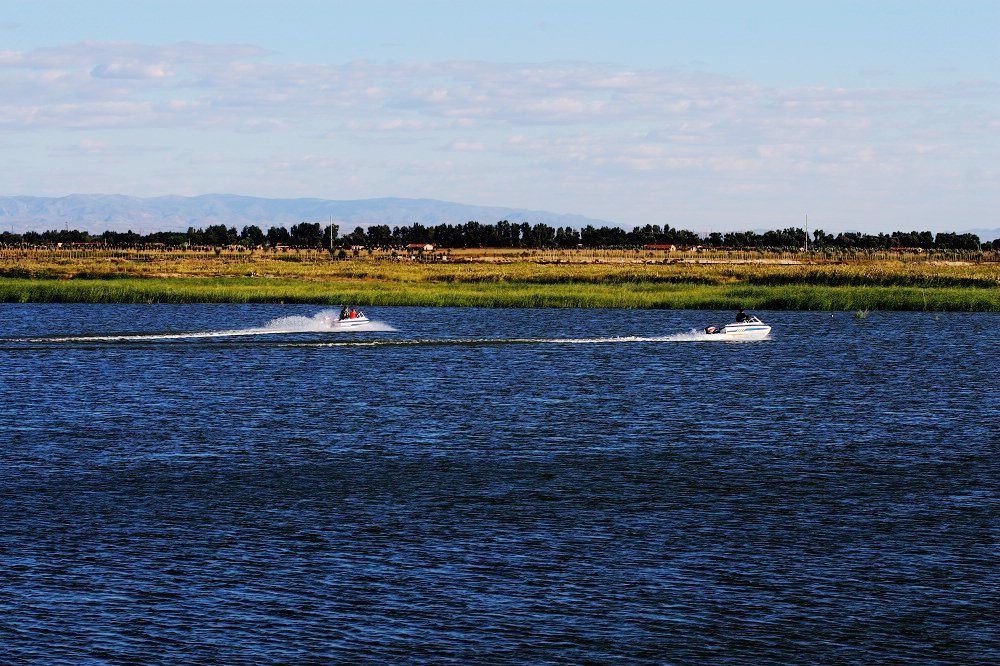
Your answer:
295,329 -> 768,348
11,312 -> 766,346
18,309 -> 396,343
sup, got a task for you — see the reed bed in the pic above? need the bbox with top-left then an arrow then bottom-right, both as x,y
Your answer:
2,277 -> 998,311
4,252 -> 1000,287
2,249 -> 999,310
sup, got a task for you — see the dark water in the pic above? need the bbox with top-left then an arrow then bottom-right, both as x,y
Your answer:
1,304 -> 997,664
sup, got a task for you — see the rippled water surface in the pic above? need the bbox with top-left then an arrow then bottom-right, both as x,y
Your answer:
1,304 -> 997,663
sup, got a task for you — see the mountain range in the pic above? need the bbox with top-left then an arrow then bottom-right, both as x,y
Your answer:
961,228 -> 1000,243
0,194 -> 614,235
1,194 -> 996,241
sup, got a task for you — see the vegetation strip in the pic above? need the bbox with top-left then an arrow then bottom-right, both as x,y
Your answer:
2,251 -> 999,310
3,219 -> 994,251
2,276 -> 998,311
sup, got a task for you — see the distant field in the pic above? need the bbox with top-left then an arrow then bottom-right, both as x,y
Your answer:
1,247 -> 999,311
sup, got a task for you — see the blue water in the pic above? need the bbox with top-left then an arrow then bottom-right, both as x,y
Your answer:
1,304 -> 997,663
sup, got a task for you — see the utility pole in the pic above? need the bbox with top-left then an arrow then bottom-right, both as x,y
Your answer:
805,214 -> 809,253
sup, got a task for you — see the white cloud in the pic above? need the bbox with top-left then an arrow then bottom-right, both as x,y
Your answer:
50,138 -> 166,158
449,140 -> 485,152
1,42 -> 993,145
0,41 -> 996,230
91,62 -> 174,79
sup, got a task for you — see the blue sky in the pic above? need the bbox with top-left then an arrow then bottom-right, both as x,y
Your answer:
1,1 -> 997,233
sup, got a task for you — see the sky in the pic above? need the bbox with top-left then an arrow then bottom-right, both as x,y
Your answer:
0,0 -> 997,234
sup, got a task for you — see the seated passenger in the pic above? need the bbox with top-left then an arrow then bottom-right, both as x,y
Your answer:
736,308 -> 749,322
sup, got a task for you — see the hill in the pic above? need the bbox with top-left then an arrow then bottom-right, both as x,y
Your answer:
0,194 -> 614,234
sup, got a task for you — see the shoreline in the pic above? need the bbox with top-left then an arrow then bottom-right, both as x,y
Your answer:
2,276 -> 998,311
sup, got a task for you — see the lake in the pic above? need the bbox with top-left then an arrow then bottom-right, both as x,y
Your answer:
1,304 -> 997,663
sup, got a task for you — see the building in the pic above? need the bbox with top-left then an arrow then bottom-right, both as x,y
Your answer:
407,243 -> 436,252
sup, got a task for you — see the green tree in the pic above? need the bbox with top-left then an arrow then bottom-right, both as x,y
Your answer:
365,224 -> 392,248
266,226 -> 291,246
201,224 -> 236,246
290,222 -> 323,247
240,225 -> 265,247
322,223 -> 339,249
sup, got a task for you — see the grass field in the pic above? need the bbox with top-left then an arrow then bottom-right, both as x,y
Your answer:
2,247 -> 999,311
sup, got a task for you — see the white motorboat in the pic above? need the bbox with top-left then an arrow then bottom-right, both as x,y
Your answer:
704,315 -> 771,340
325,308 -> 370,328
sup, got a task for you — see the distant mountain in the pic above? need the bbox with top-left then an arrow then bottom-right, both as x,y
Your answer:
963,228 -> 1000,242
0,194 -> 615,234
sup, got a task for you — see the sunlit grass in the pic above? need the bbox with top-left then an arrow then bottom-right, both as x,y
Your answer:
1,248 -> 999,310
2,276 -> 999,311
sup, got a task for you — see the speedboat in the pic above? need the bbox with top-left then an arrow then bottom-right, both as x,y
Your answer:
334,310 -> 370,330
705,315 -> 771,340
327,308 -> 370,328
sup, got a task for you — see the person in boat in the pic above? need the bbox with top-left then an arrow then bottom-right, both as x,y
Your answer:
349,308 -> 358,319
340,305 -> 350,320
735,308 -> 749,322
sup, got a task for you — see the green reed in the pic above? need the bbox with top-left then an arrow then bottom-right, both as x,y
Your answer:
3,248 -> 1000,309
3,275 -> 999,311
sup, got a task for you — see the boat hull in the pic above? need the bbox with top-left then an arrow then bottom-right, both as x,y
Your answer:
333,316 -> 370,328
713,324 -> 771,340
320,312 -> 371,328
705,318 -> 772,340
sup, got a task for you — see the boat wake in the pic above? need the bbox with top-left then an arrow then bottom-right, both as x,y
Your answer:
5,315 -> 766,346
286,329 -> 766,348
11,309 -> 396,343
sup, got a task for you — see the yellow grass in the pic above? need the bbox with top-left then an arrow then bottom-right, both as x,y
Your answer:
1,247 -> 999,310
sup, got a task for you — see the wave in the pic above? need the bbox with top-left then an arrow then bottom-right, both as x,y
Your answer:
6,312 -> 767,346
286,330 -> 766,348
10,309 -> 396,343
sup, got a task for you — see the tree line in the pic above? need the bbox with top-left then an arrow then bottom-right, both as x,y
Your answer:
0,220 -> 994,251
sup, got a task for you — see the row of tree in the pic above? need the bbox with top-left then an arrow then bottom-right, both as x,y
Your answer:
0,221 -> 994,251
